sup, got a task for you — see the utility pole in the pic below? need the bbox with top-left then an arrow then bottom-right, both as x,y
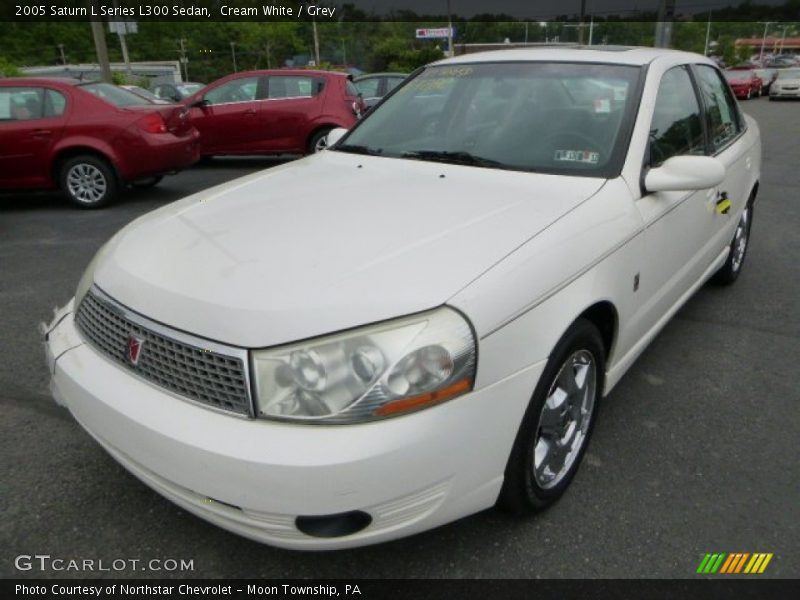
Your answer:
703,12 -> 712,56
588,16 -> 594,46
112,0 -> 132,75
230,41 -> 237,72
654,0 -> 675,48
525,22 -> 529,44
89,2 -> 112,82
758,22 -> 775,64
447,0 -> 453,57
578,0 -> 586,45
57,44 -> 66,65
312,18 -> 320,66
178,38 -> 188,81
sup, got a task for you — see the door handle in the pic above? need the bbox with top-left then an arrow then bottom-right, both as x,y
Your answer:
31,129 -> 52,138
244,109 -> 257,116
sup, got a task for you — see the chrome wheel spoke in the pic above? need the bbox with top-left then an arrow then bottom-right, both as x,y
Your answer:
67,164 -> 106,204
533,349 -> 597,489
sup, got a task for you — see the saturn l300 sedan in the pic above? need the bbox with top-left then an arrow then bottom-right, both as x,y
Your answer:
44,47 -> 760,550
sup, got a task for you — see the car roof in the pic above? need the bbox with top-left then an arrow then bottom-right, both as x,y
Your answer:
0,76 -> 83,86
355,72 -> 407,79
435,46 -> 714,68
221,69 -> 349,78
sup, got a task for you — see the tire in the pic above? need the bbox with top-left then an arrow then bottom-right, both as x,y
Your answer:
307,128 -> 333,154
498,318 -> 605,514
132,176 -> 163,189
59,155 -> 117,209
710,199 -> 754,286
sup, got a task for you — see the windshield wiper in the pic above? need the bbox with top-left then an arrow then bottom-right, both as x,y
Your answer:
333,144 -> 382,156
401,150 -> 507,169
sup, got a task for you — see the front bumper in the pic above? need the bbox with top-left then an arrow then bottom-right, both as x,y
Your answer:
44,303 -> 543,550
770,87 -> 800,98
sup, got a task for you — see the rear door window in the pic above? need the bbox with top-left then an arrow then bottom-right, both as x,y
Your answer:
267,76 -> 324,99
694,65 -> 743,151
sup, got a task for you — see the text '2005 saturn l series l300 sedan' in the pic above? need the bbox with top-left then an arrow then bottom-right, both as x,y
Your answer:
43,47 -> 760,550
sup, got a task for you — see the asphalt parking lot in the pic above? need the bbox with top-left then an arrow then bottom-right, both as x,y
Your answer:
1,97 -> 798,579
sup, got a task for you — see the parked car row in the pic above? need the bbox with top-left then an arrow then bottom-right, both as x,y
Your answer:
0,69 -> 367,207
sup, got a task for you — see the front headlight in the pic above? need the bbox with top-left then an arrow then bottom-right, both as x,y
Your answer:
252,307 -> 476,424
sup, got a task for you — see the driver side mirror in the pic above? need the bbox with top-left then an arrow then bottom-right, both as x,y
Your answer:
644,156 -> 725,193
189,98 -> 210,109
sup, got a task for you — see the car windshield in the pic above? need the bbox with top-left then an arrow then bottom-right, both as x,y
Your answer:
80,82 -> 152,107
777,68 -> 800,79
336,62 -> 641,176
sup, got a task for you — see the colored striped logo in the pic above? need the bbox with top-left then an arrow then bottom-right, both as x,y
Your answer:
696,553 -> 773,574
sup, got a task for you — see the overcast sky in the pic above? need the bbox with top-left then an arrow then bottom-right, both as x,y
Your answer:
350,1 -> 786,19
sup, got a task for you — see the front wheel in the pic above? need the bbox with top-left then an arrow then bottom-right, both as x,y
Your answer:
59,155 -> 117,209
711,201 -> 754,285
498,318 -> 605,513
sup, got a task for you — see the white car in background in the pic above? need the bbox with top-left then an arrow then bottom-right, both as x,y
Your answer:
769,67 -> 800,99
44,47 -> 761,550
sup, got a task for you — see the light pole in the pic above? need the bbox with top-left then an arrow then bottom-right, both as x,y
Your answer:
703,12 -> 712,56
230,41 -> 237,72
447,0 -> 453,57
57,43 -> 66,65
758,22 -> 775,64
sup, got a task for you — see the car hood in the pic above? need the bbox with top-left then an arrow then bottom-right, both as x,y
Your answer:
776,78 -> 800,85
95,151 -> 605,347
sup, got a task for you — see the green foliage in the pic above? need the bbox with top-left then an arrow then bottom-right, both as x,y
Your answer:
0,55 -> 21,77
0,12 -> 797,82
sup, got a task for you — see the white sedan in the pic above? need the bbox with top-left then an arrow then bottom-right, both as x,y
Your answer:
44,47 -> 760,550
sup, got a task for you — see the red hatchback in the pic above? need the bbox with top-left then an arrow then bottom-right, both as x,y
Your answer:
723,69 -> 763,100
183,70 -> 364,156
0,78 -> 200,208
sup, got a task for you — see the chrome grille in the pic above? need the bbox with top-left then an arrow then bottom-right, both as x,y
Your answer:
75,288 -> 252,415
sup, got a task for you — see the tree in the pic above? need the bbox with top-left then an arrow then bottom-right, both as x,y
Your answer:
0,55 -> 20,77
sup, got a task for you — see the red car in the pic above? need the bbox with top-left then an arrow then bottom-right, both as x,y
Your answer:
183,69 -> 365,156
724,69 -> 763,100
0,78 -> 200,208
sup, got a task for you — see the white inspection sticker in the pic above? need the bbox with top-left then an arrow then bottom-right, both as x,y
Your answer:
594,98 -> 611,113
554,149 -> 600,164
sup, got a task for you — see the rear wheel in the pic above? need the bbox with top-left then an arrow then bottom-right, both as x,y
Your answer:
498,318 -> 605,513
308,128 -> 333,154
59,155 -> 117,209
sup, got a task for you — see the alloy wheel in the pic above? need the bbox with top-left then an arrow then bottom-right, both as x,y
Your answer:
731,205 -> 750,273
533,349 -> 597,489
66,163 -> 107,204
